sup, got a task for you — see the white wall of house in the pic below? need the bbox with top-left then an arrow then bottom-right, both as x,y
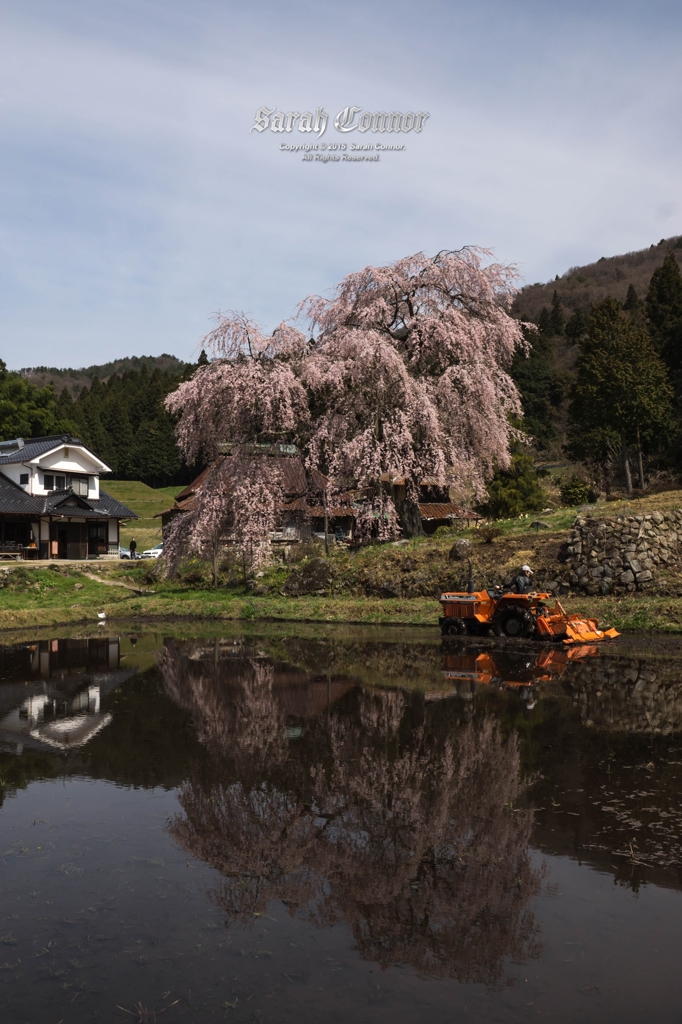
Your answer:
35,445 -> 106,498
1,464 -> 30,489
1,443 -> 109,497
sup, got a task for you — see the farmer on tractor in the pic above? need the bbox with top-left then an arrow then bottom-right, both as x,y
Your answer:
438,558 -> 619,644
513,564 -> 534,594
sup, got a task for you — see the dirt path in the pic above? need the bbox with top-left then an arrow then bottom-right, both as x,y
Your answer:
82,574 -> 155,596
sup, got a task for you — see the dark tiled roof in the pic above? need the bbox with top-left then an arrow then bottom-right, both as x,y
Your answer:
0,472 -> 45,514
0,435 -> 87,465
0,473 -> 137,519
93,491 -> 138,519
44,489 -> 89,511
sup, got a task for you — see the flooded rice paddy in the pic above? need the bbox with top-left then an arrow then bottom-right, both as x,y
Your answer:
2,624 -> 682,1023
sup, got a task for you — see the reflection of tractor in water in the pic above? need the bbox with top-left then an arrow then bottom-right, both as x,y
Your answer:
440,644 -> 599,704
438,561 -> 619,644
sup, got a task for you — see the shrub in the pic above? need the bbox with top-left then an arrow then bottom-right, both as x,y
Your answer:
559,474 -> 597,506
478,526 -> 503,544
478,446 -> 546,519
287,539 -> 326,563
177,557 -> 211,587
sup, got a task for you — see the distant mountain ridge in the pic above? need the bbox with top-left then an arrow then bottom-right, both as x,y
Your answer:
21,354 -> 188,394
515,234 -> 682,322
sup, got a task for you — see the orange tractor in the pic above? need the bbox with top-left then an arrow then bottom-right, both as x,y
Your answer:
439,562 -> 619,644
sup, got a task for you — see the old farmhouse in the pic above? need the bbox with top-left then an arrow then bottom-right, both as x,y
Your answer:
157,445 -> 480,544
0,435 -> 137,560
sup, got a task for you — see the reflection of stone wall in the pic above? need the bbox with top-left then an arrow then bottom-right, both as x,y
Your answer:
563,656 -> 682,734
565,511 -> 682,594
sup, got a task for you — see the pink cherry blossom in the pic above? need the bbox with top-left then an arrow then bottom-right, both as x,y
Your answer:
164,250 -> 528,562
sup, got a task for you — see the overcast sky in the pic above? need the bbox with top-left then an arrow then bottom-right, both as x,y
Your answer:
1,0 -> 681,368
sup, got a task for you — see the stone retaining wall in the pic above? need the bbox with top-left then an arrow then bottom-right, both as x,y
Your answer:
565,510 -> 682,595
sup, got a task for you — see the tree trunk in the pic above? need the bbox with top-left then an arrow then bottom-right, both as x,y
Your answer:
621,432 -> 633,497
395,496 -> 424,537
323,486 -> 329,556
636,427 -> 645,491
603,460 -> 611,497
212,531 -> 218,589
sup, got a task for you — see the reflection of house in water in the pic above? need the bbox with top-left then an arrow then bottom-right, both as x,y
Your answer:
0,638 -> 132,753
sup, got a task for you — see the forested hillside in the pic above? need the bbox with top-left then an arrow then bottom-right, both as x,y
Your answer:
508,239 -> 682,500
515,235 -> 682,321
0,354 -> 208,487
21,354 -> 186,395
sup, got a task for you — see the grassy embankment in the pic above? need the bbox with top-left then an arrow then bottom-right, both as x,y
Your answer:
103,479 -> 178,551
1,483 -> 682,634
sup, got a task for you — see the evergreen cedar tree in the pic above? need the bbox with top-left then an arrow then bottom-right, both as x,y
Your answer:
566,296 -> 674,495
509,326 -> 569,451
646,251 -> 682,403
478,444 -> 546,519
549,290 -> 565,336
623,283 -> 642,314
163,248 -> 529,571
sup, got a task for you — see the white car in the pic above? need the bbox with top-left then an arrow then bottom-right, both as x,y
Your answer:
141,543 -> 164,559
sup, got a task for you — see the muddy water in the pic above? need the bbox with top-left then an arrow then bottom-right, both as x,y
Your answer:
2,626 -> 682,1023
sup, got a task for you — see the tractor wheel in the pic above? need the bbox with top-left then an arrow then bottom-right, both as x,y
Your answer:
443,617 -> 467,636
492,605 -> 535,639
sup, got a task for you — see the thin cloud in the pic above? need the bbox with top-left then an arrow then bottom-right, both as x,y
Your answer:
1,0 -> 681,366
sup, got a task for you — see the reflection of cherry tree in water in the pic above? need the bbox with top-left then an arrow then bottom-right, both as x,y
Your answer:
160,642 -> 288,770
162,645 -> 543,985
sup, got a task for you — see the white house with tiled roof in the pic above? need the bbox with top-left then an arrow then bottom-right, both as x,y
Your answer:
0,435 -> 137,560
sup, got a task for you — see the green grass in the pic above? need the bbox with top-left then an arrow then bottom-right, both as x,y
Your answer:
1,481 -> 681,636
0,563 -> 681,636
0,568 -> 439,632
100,479 -> 180,550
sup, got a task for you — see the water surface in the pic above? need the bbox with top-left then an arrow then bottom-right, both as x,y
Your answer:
1,626 -> 682,1023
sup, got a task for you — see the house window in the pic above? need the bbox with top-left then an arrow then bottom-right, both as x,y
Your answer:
19,474 -> 28,486
44,474 -> 89,494
72,475 -> 89,497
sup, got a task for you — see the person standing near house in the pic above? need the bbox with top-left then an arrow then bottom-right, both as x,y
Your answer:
130,537 -> 137,559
